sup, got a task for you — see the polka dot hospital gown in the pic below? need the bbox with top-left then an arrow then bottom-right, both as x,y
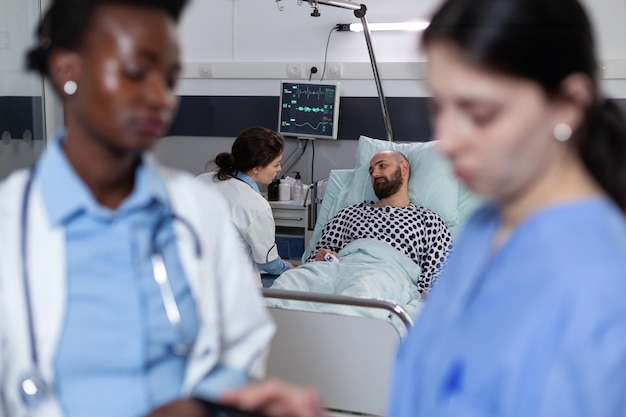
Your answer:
306,202 -> 453,292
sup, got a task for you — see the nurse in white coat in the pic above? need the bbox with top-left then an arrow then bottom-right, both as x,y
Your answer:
196,126 -> 295,285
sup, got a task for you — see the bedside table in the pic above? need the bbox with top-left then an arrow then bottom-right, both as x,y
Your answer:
269,200 -> 313,264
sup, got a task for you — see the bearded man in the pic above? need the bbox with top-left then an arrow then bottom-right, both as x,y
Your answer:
306,150 -> 453,293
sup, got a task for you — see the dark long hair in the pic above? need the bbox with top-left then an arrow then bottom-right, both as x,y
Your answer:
423,0 -> 626,211
26,0 -> 188,77
213,126 -> 285,181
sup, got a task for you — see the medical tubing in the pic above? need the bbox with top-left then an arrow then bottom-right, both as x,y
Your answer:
152,254 -> 183,327
319,26 -> 338,81
20,166 -> 40,368
265,244 -> 278,264
151,212 -> 202,258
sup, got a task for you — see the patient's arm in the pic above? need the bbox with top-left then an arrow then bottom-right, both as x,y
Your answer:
306,206 -> 354,262
314,248 -> 338,262
416,211 -> 454,292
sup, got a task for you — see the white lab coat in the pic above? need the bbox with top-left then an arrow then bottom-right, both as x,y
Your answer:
196,172 -> 281,284
0,157 -> 275,417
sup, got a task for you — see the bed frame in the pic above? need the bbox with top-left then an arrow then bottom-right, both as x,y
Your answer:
262,139 -> 482,415
262,288 -> 413,416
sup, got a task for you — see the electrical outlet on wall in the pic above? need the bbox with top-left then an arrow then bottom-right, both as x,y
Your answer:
198,63 -> 212,78
306,63 -> 322,79
325,63 -> 342,79
306,62 -> 342,80
287,63 -> 303,78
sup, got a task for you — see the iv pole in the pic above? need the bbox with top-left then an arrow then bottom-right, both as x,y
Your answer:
290,0 -> 394,142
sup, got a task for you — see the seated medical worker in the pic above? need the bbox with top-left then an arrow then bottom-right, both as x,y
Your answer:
196,126 -> 295,284
0,1 -> 274,417
307,150 -> 453,293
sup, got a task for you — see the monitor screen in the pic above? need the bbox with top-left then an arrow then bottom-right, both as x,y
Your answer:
278,81 -> 340,140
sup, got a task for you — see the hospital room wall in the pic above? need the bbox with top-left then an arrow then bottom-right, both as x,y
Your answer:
153,0 -> 626,184
2,0 -> 626,182
0,0 -> 47,180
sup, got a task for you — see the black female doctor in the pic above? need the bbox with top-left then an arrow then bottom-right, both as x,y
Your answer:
0,1 -> 274,416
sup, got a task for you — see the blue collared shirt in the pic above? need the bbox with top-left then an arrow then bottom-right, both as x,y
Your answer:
39,132 -> 200,417
233,171 -> 260,193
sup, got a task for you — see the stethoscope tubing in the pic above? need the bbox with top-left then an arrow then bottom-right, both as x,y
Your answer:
20,167 -> 40,370
17,166 -> 202,407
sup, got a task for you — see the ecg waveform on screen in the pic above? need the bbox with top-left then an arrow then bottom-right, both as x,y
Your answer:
283,86 -> 336,103
291,121 -> 325,131
279,83 -> 338,138
295,106 -> 326,113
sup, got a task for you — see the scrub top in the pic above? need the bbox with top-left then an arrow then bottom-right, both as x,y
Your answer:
196,172 -> 288,283
388,198 -> 626,417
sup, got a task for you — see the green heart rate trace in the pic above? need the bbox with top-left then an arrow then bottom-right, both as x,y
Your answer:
278,81 -> 341,140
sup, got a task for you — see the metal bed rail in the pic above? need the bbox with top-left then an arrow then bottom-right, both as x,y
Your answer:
262,288 -> 414,329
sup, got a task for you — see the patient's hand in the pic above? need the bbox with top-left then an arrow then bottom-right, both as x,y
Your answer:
314,249 -> 338,262
220,378 -> 326,417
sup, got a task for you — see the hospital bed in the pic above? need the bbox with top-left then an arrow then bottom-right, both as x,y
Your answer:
263,136 -> 483,415
263,288 -> 412,416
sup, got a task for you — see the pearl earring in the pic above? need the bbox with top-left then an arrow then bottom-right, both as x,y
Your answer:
63,80 -> 77,96
553,123 -> 572,142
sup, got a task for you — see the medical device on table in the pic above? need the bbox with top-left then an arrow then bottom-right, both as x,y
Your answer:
18,166 -> 202,409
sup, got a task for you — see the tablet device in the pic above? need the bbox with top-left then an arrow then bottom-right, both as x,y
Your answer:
193,398 -> 271,417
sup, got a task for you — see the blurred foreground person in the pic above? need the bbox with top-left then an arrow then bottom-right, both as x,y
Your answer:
0,1 -> 274,416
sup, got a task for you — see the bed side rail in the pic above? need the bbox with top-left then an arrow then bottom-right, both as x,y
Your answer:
262,288 -> 411,415
261,288 -> 414,329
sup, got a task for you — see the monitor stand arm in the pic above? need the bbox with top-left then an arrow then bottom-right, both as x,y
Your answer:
303,1 -> 394,142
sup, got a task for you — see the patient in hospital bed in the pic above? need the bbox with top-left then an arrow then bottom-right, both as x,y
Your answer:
306,150 -> 452,293
269,149 -> 453,319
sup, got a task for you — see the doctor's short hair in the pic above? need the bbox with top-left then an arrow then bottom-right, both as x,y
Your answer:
213,126 -> 285,181
26,0 -> 189,77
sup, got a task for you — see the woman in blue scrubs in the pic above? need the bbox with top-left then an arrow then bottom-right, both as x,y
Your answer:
389,0 -> 626,415
217,0 -> 626,416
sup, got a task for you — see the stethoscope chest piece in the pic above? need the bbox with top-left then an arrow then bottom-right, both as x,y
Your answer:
19,370 -> 50,408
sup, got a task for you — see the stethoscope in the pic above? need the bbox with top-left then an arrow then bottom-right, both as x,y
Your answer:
18,166 -> 203,408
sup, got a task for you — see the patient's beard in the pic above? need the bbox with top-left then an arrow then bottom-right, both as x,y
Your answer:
373,167 -> 403,200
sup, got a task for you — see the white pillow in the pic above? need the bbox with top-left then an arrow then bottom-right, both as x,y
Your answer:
343,135 -> 461,228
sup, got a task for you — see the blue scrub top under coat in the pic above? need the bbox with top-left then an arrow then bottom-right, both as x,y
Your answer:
233,171 -> 260,193
388,199 -> 626,417
233,172 -> 290,275
39,132 -> 198,417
